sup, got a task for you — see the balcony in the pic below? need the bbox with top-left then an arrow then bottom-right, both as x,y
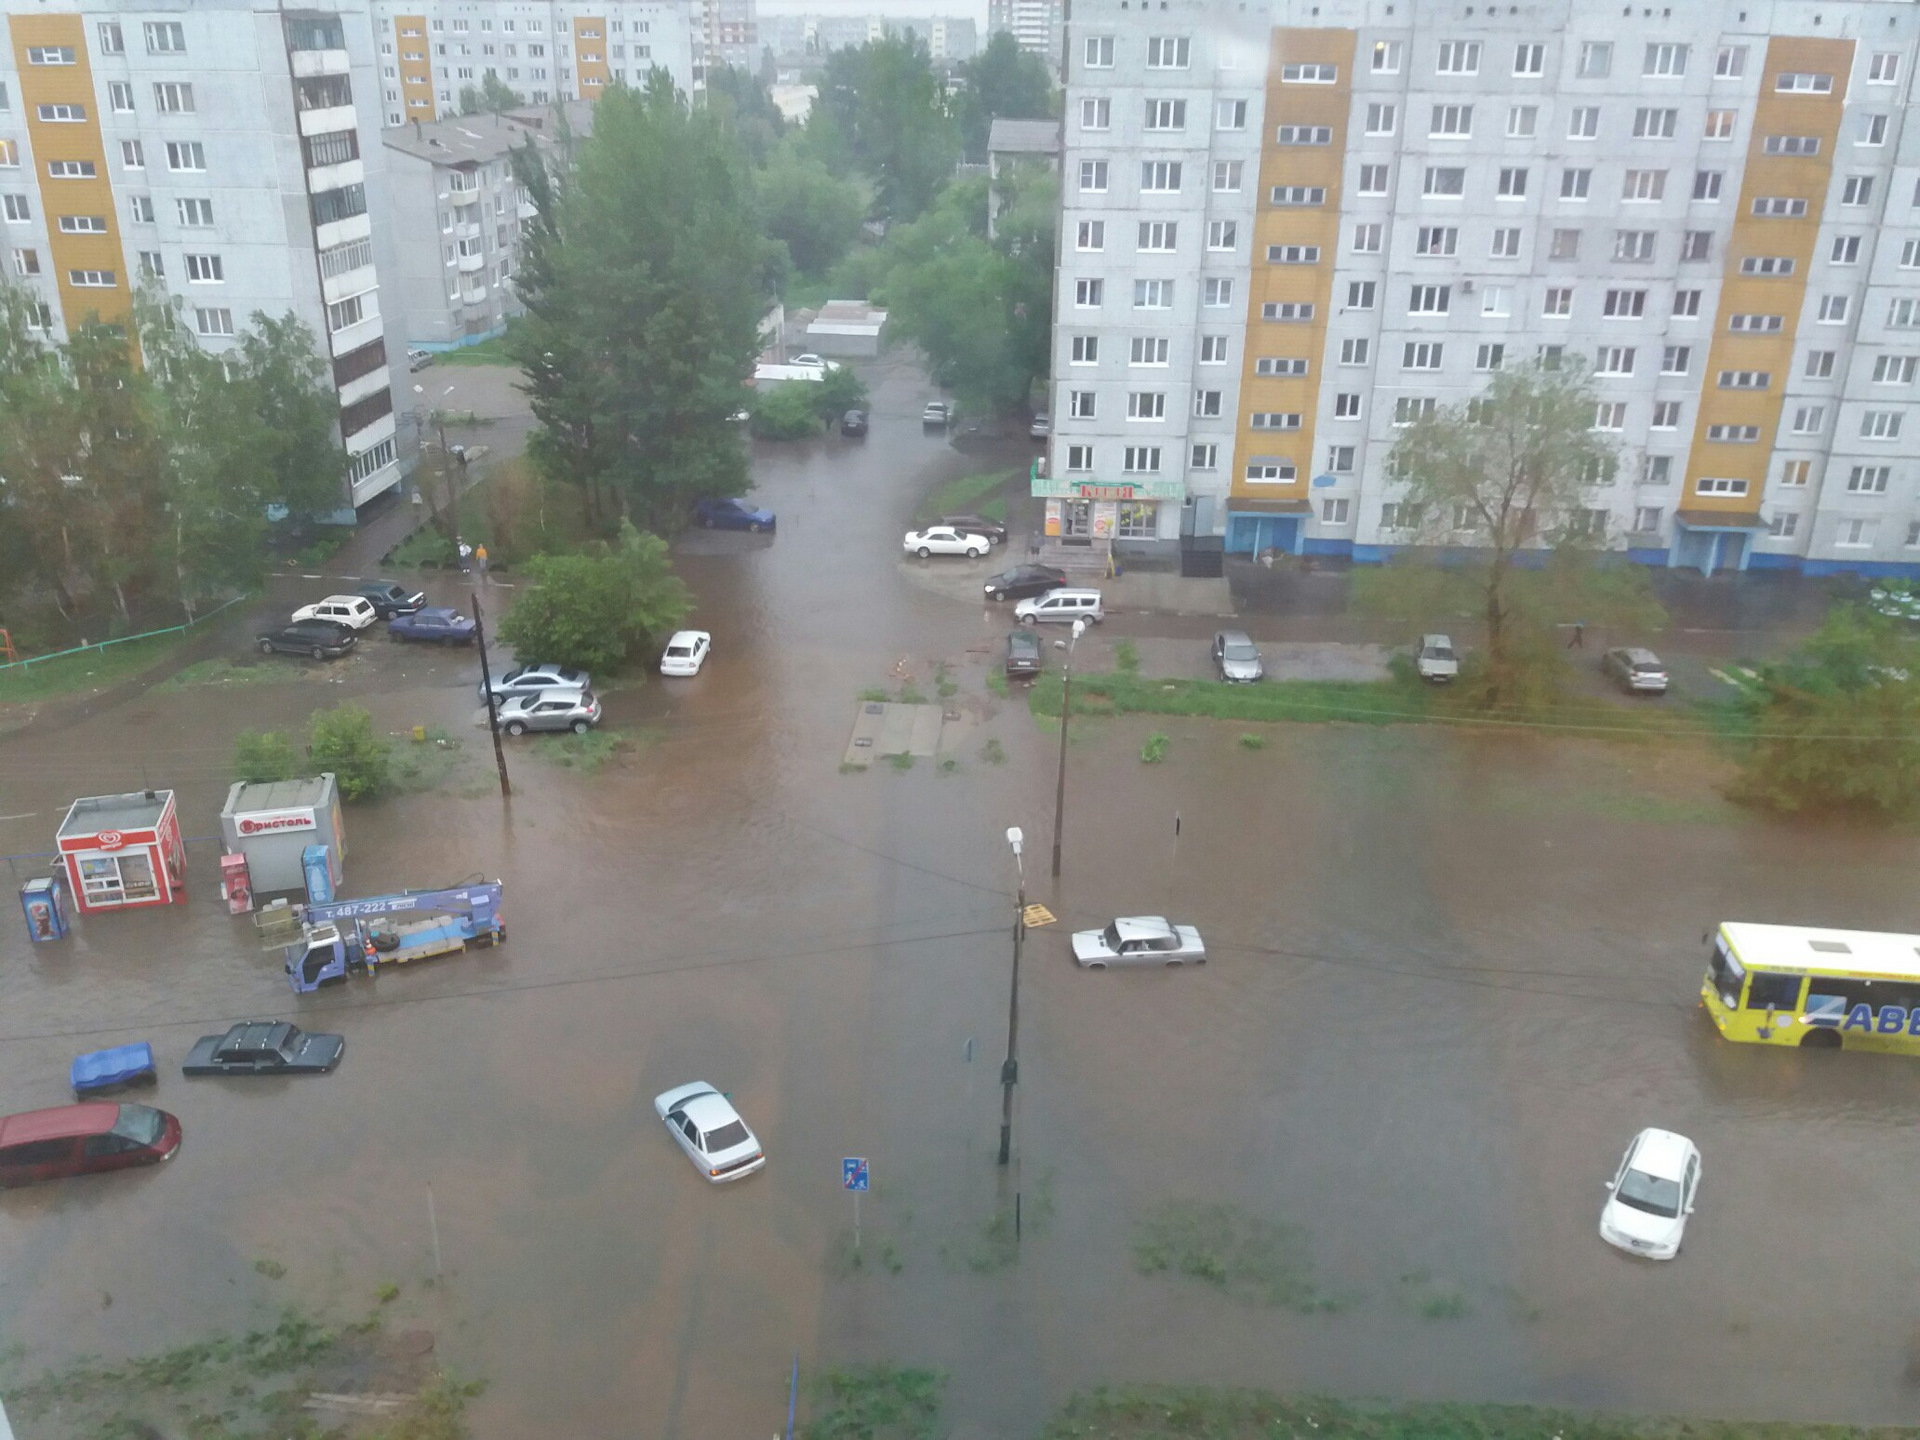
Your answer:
517,199 -> 540,220
298,104 -> 357,138
453,220 -> 481,241
307,158 -> 364,194
337,365 -> 390,408
457,252 -> 485,274
291,48 -> 351,78
445,177 -> 480,200
321,262 -> 377,307
315,213 -> 372,253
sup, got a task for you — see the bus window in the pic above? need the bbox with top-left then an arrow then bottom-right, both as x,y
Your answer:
1708,937 -> 1744,1010
1745,972 -> 1804,1012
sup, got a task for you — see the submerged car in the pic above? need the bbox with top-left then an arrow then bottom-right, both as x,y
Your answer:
694,497 -> 776,533
654,1082 -> 766,1183
841,408 -> 869,437
0,1102 -> 181,1188
257,618 -> 356,660
1600,1128 -> 1700,1260
184,1022 -> 343,1077
494,689 -> 601,736
922,400 -> 951,429
388,607 -> 476,644
660,629 -> 712,676
356,580 -> 426,618
1416,634 -> 1459,683
1213,630 -> 1264,683
904,525 -> 991,559
1601,646 -> 1670,695
1070,916 -> 1207,968
984,564 -> 1069,602
1005,629 -> 1043,680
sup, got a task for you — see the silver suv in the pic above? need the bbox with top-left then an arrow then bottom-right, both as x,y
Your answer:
493,690 -> 602,736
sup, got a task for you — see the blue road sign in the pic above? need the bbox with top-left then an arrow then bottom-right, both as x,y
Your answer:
842,1156 -> 869,1192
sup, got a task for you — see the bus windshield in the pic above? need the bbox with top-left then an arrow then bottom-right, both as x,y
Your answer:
1708,936 -> 1744,1011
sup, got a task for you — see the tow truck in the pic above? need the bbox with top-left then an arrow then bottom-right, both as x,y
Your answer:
284,882 -> 505,993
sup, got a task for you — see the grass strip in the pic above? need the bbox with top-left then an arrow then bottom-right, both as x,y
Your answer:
0,632 -> 194,704
915,468 -> 1019,525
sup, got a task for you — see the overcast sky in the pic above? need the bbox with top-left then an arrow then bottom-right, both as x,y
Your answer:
757,0 -> 991,33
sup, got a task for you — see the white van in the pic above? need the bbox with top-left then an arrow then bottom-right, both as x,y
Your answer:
1015,588 -> 1104,625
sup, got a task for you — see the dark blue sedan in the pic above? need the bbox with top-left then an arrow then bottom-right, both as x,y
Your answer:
388,606 -> 476,644
694,497 -> 776,533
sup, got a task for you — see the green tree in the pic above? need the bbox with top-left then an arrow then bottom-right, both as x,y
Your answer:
0,280 -> 83,620
460,72 -> 525,115
509,77 -> 773,532
952,32 -> 1053,162
234,730 -> 302,784
756,136 -> 866,278
807,36 -> 958,221
1352,361 -> 1663,708
812,362 -> 869,421
1732,605 -> 1920,817
497,519 -> 691,672
749,381 -> 826,439
307,704 -> 392,801
706,62 -> 786,165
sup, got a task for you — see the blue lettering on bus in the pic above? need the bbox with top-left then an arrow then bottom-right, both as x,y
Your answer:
1844,1003 -> 1875,1033
1878,1006 -> 1909,1034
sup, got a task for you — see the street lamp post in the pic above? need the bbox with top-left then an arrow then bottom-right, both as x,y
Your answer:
998,826 -> 1025,1167
1049,618 -> 1088,880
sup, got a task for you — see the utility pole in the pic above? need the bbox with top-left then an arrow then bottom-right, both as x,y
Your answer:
470,589 -> 512,800
1049,619 -> 1087,879
999,827 -> 1025,1166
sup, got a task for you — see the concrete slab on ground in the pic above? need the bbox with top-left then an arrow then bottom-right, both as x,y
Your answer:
841,701 -> 946,767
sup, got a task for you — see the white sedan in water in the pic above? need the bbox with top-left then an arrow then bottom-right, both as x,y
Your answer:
904,525 -> 990,559
1600,1127 -> 1700,1260
654,1082 -> 766,1183
1071,916 -> 1207,968
660,630 -> 711,677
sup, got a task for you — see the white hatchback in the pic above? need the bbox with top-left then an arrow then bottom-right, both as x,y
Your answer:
1600,1127 -> 1700,1260
660,630 -> 712,677
291,595 -> 378,631
654,1082 -> 765,1183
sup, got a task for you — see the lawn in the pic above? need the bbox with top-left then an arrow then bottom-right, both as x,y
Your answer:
0,632 -> 195,705
429,322 -> 523,367
915,468 -> 1020,525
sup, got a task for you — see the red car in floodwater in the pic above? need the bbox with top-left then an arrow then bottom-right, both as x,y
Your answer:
0,1102 -> 181,1187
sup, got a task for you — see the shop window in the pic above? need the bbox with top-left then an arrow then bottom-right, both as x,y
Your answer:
1117,503 -> 1157,538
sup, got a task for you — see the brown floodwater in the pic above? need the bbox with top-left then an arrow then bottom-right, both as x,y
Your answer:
4,360 -> 1920,1437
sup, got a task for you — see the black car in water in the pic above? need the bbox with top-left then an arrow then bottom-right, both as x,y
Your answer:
355,580 -> 427,618
183,1022 -> 344,1077
1005,629 -> 1043,681
257,618 -> 357,660
983,563 -> 1068,602
841,409 -> 869,437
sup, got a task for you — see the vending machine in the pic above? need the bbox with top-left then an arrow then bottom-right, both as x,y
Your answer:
220,852 -> 254,915
20,876 -> 70,942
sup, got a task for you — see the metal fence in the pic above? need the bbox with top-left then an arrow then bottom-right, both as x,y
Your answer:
0,594 -> 249,676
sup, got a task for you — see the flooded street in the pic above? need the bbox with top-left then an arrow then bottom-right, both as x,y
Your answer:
5,359 -> 1920,1436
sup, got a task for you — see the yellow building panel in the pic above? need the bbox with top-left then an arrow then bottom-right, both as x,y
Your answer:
9,15 -> 129,332
573,16 -> 612,97
1231,28 -> 1353,504
394,15 -> 435,119
1683,34 -> 1853,516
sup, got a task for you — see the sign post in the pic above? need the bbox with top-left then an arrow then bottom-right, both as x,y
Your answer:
842,1156 -> 869,1251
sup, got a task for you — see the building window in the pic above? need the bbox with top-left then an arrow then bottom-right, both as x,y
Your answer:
45,160 -> 94,179
1394,397 -> 1436,425
1430,103 -> 1473,138
1140,161 -> 1182,193
1068,391 -> 1095,419
1543,287 -> 1574,318
1073,278 -> 1102,308
1474,343 -> 1506,372
153,83 -> 195,113
1643,43 -> 1688,77
1842,176 -> 1874,207
1423,167 -> 1465,198
1779,460 -> 1811,487
1764,135 -> 1820,157
1416,226 -> 1457,257
1346,281 -> 1377,309
1549,228 -> 1579,261
1129,336 -> 1169,366
1490,228 -> 1521,260
1596,346 -> 1635,376
1365,103 -> 1396,136
1274,125 -> 1332,146
129,195 -> 155,223
10,247 -> 38,275
1680,232 -> 1711,263
1837,519 -> 1875,548
1138,220 -> 1177,251
1066,445 -> 1093,471
1652,401 -> 1681,430
1692,170 -> 1722,202
1080,97 -> 1110,130
166,141 -> 206,172
1632,107 -> 1678,139
1513,41 -> 1545,76
1280,62 -> 1337,83
1356,165 -> 1388,197
1262,302 -> 1315,322
1671,290 -> 1702,319
1077,160 -> 1107,193
1321,498 -> 1352,525
1579,41 -> 1612,78
1403,341 -> 1444,371
1873,354 -> 1919,385
326,293 -> 369,332
1696,477 -> 1749,497
1507,105 -> 1538,138
69,268 -> 116,287
1623,169 -> 1666,202
145,21 -> 186,53
1371,40 -> 1402,73
1830,234 -> 1861,265
1210,220 -> 1241,249
1817,295 -> 1849,324
1146,36 -> 1190,68
26,46 -> 76,65
1199,336 -> 1229,364
1270,185 -> 1326,207
1244,458 -> 1296,483
1741,256 -> 1794,277
1327,445 -> 1356,473
1128,392 -> 1166,421
1212,161 -> 1242,193
1075,220 -> 1104,252
98,22 -> 124,53
1615,231 -> 1655,262
1339,339 -> 1369,365
1333,392 -> 1361,417
1215,99 -> 1246,131
1192,390 -> 1221,418
1203,278 -> 1232,308
1267,244 -> 1319,264
1775,72 -> 1834,94
1189,443 -> 1216,470
1352,222 -> 1383,254
1860,113 -> 1889,147
1767,512 -> 1800,539
1847,465 -> 1892,494
1082,35 -> 1113,68
1496,167 -> 1528,198
1715,45 -> 1747,78
1249,413 -> 1303,431
1561,168 -> 1592,200
1122,447 -> 1162,473
1435,40 -> 1480,74
1380,503 -> 1422,530
1717,369 -> 1770,390
1705,110 -> 1737,140
1862,411 -> 1904,440
58,215 -> 107,234
1593,403 -> 1627,431
194,306 -> 235,336
1869,52 -> 1900,84
1659,345 -> 1690,376
1143,98 -> 1186,131
36,104 -> 87,122
1641,458 -> 1672,488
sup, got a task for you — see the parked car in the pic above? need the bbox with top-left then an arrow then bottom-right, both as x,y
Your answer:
984,563 -> 1069,602
694,497 -> 776,533
0,1102 -> 181,1188
407,348 -> 434,372
940,514 -> 1007,545
1029,412 -> 1051,440
257,618 -> 357,660
291,594 -> 378,631
494,689 -> 601,736
660,629 -> 712,677
355,580 -> 426,618
1212,630 -> 1264,683
70,1043 -> 157,1099
1015,588 -> 1104,625
482,664 -> 591,702
1416,634 -> 1459,683
1600,1127 -> 1700,1260
1601,646 -> 1670,695
1071,916 -> 1207,969
922,400 -> 951,430
904,525 -> 991,559
389,606 -> 476,644
1005,629 -> 1043,681
654,1082 -> 766,1183
841,408 -> 869,437
183,1021 -> 343,1077
788,352 -> 836,369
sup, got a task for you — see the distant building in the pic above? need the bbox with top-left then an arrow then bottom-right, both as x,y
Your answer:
762,13 -> 976,67
986,117 -> 1059,237
987,0 -> 1061,73
701,0 -> 759,73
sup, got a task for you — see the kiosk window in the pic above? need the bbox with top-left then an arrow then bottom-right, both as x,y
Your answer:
1745,971 -> 1804,1012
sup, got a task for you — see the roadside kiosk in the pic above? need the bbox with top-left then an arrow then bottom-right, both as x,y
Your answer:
55,791 -> 186,915
218,775 -> 345,899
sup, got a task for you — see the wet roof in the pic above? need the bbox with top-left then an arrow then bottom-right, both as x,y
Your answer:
989,118 -> 1060,155
0,1102 -> 118,1144
223,776 -> 333,815
383,112 -> 551,164
58,791 -> 171,838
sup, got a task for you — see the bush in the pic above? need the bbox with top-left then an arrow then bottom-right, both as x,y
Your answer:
749,381 -> 826,439
234,730 -> 301,784
497,520 -> 690,674
812,363 -> 869,421
306,704 -> 392,801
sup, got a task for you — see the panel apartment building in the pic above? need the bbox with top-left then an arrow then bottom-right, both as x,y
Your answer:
1,0 -> 405,510
1050,0 -> 1920,576
366,0 -> 699,123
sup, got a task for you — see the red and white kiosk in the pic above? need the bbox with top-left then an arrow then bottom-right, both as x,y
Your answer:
55,790 -> 186,914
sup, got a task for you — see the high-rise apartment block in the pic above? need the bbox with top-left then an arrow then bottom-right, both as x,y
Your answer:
1,0 -> 405,510
989,0 -> 1063,72
367,0 -> 697,124
1050,0 -> 1920,575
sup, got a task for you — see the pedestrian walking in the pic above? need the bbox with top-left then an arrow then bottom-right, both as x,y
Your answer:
457,539 -> 473,574
475,542 -> 490,582
1567,619 -> 1585,650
